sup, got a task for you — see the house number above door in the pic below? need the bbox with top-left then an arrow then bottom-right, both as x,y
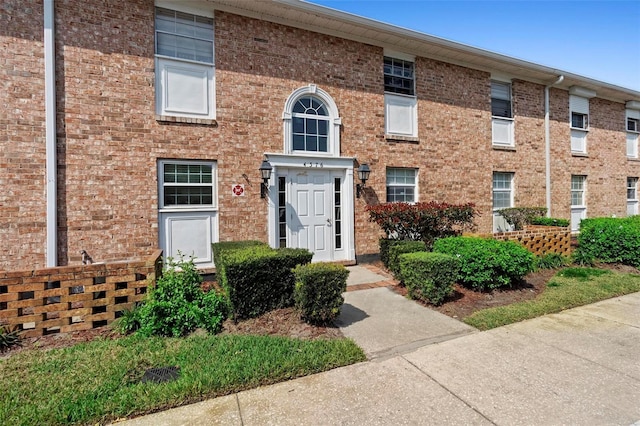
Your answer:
303,162 -> 324,168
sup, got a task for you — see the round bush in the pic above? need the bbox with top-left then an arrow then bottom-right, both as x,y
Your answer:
433,236 -> 534,291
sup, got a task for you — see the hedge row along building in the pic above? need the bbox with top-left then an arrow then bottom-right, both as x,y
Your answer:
2,0 -> 640,271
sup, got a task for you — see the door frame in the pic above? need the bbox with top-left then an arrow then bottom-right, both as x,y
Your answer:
264,153 -> 355,262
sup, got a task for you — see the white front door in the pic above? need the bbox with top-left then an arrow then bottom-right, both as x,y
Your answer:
288,170 -> 333,261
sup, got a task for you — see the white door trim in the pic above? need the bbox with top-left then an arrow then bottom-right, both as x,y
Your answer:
264,153 -> 355,262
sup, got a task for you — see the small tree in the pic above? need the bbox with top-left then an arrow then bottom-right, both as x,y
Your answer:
367,202 -> 477,248
496,207 -> 547,230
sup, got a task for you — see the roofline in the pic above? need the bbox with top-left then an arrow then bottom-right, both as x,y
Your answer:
209,0 -> 640,102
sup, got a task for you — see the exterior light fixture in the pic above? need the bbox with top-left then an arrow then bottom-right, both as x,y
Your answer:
356,163 -> 370,198
259,159 -> 272,198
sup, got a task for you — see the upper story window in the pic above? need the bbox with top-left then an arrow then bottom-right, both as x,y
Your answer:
283,85 -> 341,156
570,94 -> 590,154
626,108 -> 639,158
491,81 -> 512,118
384,53 -> 418,138
155,7 -> 215,120
386,168 -> 417,203
491,81 -> 514,147
292,97 -> 330,152
156,8 -> 214,63
384,57 -> 415,96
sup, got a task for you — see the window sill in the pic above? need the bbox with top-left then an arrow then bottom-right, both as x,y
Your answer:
156,115 -> 218,127
571,152 -> 588,157
492,144 -> 516,151
570,127 -> 589,132
627,157 -> 640,162
385,134 -> 419,144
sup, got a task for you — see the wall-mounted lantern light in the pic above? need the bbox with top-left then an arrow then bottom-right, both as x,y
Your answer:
356,163 -> 371,198
259,159 -> 272,198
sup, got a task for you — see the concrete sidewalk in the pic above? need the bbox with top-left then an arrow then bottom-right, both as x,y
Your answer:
115,276 -> 640,425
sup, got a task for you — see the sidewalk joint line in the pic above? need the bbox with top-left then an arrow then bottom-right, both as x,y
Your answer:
402,356 -> 498,425
235,394 -> 244,426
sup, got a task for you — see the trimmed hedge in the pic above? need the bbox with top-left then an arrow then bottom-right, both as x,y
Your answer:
219,245 -> 313,319
388,240 -> 427,277
293,263 -> 349,324
530,217 -> 570,227
576,216 -> 640,267
399,252 -> 459,305
212,240 -> 268,268
433,236 -> 534,291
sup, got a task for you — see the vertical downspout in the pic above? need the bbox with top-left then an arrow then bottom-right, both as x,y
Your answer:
44,0 -> 57,266
544,75 -> 564,218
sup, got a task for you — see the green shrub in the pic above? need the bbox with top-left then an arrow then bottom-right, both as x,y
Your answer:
134,257 -> 228,337
399,252 -> 459,305
433,236 -> 535,291
112,306 -> 142,335
496,207 -> 547,230
293,263 -> 349,324
534,253 -> 570,270
212,240 -> 267,269
0,324 -> 21,353
368,202 -> 477,248
530,217 -> 570,227
576,216 -> 640,267
388,240 -> 427,277
221,246 -> 313,319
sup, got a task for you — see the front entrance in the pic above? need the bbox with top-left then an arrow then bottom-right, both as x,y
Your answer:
266,154 -> 355,263
289,170 -> 333,261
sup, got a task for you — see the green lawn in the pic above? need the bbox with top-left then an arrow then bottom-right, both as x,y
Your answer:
464,267 -> 640,330
0,334 -> 365,425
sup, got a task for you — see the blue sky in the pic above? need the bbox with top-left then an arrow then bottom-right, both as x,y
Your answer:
306,1 -> 640,91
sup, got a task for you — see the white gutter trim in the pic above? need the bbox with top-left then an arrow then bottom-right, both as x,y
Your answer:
544,75 -> 564,218
44,0 -> 57,267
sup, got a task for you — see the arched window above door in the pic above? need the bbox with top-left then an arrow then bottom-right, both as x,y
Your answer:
283,85 -> 341,156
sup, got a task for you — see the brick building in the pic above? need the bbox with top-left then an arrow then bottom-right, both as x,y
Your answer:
1,0 -> 639,271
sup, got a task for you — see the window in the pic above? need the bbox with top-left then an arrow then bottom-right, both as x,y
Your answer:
160,161 -> 216,208
278,177 -> 287,248
492,172 -> 514,209
491,81 -> 512,118
627,110 -> 640,158
570,95 -> 589,154
386,168 -> 417,203
283,85 -> 341,156
384,57 -> 414,96
628,177 -> 638,216
384,54 -> 417,137
155,7 -> 215,120
492,172 -> 514,232
292,97 -> 330,152
491,81 -> 514,146
571,175 -> 587,232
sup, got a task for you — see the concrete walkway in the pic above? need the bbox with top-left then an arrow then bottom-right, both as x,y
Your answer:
115,267 -> 640,425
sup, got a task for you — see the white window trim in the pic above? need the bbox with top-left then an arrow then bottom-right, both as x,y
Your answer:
282,84 -> 341,157
154,7 -> 216,120
492,117 -> 515,147
492,172 -> 514,210
627,110 -> 640,159
386,167 -> 418,203
158,159 -> 218,212
570,175 -> 587,232
384,93 -> 418,138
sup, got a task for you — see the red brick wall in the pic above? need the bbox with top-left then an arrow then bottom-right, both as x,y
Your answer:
0,0 -> 48,269
0,0 -> 635,270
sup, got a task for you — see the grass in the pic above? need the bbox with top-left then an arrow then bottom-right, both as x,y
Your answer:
0,334 -> 365,425
464,267 -> 640,331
